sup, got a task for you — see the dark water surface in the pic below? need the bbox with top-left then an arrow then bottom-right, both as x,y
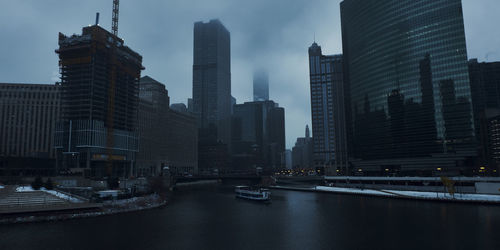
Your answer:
1,186 -> 500,250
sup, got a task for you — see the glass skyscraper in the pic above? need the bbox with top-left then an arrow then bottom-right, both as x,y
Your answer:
253,70 -> 269,102
192,19 -> 232,146
341,0 -> 475,174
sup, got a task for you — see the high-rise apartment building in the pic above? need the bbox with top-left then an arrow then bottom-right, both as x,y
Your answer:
341,0 -> 475,175
55,25 -> 143,177
192,19 -> 232,146
0,83 -> 60,176
253,70 -> 269,102
308,43 -> 348,174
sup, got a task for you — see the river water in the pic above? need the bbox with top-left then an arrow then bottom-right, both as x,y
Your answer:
1,185 -> 500,250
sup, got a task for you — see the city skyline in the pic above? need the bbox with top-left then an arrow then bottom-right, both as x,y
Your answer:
1,0 -> 500,148
3,1 -> 500,247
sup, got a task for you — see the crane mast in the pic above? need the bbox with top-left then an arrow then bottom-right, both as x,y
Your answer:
106,0 -> 120,179
112,0 -> 119,36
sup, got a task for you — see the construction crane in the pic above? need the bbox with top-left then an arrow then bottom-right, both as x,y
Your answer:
106,0 -> 120,181
112,0 -> 119,36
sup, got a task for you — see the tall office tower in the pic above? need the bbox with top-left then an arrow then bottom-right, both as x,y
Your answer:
232,100 -> 285,171
267,105 -> 286,169
308,43 -> 348,175
341,0 -> 475,175
55,25 -> 143,177
0,83 -> 60,176
192,19 -> 232,147
253,70 -> 269,101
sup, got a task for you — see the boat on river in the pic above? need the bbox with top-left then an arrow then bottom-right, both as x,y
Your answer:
235,186 -> 271,201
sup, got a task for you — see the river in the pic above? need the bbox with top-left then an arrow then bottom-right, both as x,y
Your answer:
1,185 -> 500,249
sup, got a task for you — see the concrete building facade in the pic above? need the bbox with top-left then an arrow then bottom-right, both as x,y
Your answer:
0,83 -> 61,176
137,76 -> 198,176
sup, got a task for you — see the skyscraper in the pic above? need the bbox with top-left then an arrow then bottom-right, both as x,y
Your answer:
55,25 -> 143,177
341,0 -> 475,175
253,70 -> 269,101
192,19 -> 232,146
231,100 -> 285,171
308,43 -> 348,174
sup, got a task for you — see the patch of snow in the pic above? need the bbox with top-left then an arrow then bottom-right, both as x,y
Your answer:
44,190 -> 83,203
315,185 -> 500,203
384,190 -> 500,202
316,186 -> 395,197
0,185 -> 4,189
16,186 -> 36,192
15,185 -> 83,203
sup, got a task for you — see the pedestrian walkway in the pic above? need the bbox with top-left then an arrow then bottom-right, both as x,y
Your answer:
0,188 -> 68,211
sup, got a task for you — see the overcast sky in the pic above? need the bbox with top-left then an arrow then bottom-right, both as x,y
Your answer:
1,0 -> 499,148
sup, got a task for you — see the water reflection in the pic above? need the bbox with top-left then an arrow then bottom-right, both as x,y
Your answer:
1,187 -> 500,250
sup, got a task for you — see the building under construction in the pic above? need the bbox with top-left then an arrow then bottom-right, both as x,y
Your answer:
54,22 -> 144,177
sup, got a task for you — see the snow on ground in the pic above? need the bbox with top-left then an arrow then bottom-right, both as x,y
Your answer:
316,186 -> 395,197
16,186 -> 35,192
384,190 -> 500,202
315,185 -> 500,203
0,185 -> 4,189
43,190 -> 83,203
15,186 -> 83,203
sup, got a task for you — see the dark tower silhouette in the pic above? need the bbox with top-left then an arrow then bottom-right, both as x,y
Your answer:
419,54 -> 438,152
387,89 -> 406,157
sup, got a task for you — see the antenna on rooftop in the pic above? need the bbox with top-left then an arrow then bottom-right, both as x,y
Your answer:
95,12 -> 100,26
112,0 -> 119,36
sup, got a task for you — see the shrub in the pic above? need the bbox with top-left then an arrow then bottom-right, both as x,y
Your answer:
107,177 -> 119,189
31,176 -> 43,190
44,178 -> 54,190
149,176 -> 167,198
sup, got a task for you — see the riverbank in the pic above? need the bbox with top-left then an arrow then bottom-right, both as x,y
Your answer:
271,185 -> 500,204
0,193 -> 167,225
